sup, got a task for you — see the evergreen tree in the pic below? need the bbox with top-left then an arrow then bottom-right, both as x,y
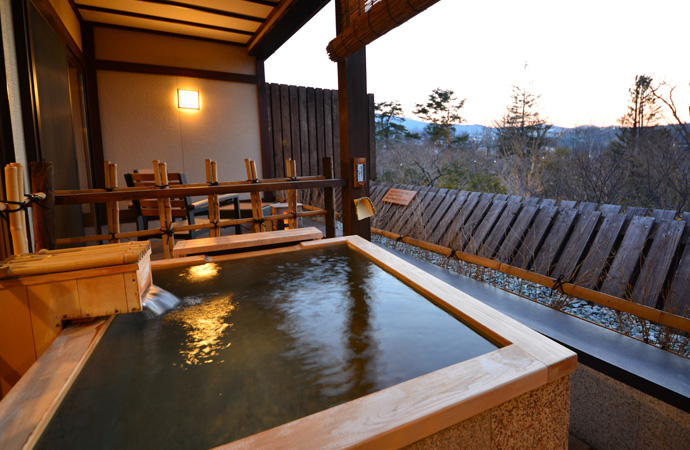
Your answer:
413,88 -> 468,147
611,75 -> 663,154
493,86 -> 551,157
374,101 -> 419,142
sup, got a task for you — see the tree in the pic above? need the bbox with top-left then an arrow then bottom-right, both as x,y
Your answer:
491,86 -> 553,196
610,75 -> 663,155
610,75 -> 689,211
374,101 -> 419,142
413,88 -> 468,147
652,82 -> 690,149
493,86 -> 552,157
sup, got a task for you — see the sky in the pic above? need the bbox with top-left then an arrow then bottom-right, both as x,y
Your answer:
264,0 -> 690,128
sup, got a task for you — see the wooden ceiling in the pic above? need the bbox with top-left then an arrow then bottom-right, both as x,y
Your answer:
74,0 -> 281,45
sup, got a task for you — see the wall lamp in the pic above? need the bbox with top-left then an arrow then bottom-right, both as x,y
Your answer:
177,89 -> 199,110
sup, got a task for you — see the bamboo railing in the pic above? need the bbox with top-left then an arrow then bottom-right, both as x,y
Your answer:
33,157 -> 343,256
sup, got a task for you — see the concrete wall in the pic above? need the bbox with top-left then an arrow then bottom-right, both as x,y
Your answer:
570,363 -> 690,450
94,27 -> 262,187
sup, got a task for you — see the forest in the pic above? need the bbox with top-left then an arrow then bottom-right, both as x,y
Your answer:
375,76 -> 690,213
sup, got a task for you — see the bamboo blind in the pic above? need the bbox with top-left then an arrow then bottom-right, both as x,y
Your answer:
327,0 -> 442,62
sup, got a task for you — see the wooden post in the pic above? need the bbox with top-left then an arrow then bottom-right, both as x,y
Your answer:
211,161 -> 220,236
335,4 -> 371,240
286,158 -> 297,229
4,165 -> 29,254
152,160 -> 170,258
108,163 -> 120,243
10,163 -> 28,250
159,162 -> 174,257
205,159 -> 216,237
323,157 -> 336,238
104,161 -> 114,243
30,162 -> 55,251
245,159 -> 265,233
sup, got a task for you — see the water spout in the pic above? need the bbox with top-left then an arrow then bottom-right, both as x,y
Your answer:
142,284 -> 181,318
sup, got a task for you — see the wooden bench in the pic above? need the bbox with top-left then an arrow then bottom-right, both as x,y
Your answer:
172,227 -> 323,257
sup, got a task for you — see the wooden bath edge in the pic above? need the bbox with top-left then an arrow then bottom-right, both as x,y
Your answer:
0,236 -> 577,450
0,317 -> 114,450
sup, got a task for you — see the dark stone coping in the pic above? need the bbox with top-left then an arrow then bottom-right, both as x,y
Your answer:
381,245 -> 690,414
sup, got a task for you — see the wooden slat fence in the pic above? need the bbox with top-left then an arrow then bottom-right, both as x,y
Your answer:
366,181 -> 690,319
264,82 -> 376,217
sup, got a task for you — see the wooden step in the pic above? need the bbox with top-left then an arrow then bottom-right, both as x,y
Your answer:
172,227 -> 323,257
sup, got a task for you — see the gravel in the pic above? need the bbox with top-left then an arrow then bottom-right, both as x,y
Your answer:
372,234 -> 690,358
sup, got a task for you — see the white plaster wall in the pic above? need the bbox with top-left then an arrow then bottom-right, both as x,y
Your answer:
94,27 -> 255,75
1,0 -> 29,189
94,27 -> 261,187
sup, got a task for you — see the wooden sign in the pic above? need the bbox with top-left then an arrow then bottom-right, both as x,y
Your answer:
382,188 -> 417,206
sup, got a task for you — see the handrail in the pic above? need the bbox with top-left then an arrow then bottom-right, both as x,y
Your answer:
55,178 -> 346,205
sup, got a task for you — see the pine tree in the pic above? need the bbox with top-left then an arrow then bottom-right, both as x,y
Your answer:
413,88 -> 468,147
374,101 -> 419,142
493,86 -> 551,157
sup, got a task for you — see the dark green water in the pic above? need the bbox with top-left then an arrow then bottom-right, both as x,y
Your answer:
37,247 -> 498,449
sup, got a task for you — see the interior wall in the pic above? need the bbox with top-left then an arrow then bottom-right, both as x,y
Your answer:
94,27 -> 262,187
1,0 -> 27,175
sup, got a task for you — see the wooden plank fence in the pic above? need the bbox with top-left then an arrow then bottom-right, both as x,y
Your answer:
264,82 -> 375,217
363,181 -> 690,321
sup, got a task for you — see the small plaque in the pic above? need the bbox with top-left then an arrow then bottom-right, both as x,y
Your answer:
382,188 -> 417,206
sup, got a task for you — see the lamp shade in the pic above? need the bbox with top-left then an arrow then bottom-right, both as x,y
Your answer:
177,89 -> 199,109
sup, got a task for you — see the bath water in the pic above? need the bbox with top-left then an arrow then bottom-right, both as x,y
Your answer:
37,246 -> 498,449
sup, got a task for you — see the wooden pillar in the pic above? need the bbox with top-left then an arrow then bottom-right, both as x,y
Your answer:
336,46 -> 371,239
323,157 -> 336,238
30,162 -> 55,251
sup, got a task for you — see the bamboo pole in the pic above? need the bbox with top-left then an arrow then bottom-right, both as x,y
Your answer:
250,160 -> 266,232
4,165 -> 29,255
10,163 -> 28,250
245,158 -> 265,233
152,160 -> 170,258
52,209 -> 330,246
0,252 -> 143,278
108,163 -> 120,243
205,159 -> 216,237
104,161 -> 114,243
53,175 -> 329,196
287,158 -> 298,229
370,227 -> 690,334
212,160 -> 220,237
159,162 -> 175,258
322,157 -> 337,238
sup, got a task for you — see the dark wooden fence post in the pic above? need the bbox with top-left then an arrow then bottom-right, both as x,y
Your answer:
31,162 -> 55,251
323,157 -> 336,238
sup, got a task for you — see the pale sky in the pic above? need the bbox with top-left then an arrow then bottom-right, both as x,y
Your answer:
265,0 -> 690,128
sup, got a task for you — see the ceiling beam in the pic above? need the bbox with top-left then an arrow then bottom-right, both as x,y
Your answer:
248,0 -> 330,60
135,0 -> 266,23
76,4 -> 255,36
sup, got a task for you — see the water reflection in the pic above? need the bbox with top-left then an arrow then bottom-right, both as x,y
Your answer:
164,295 -> 235,367
181,263 -> 220,283
344,255 -> 376,394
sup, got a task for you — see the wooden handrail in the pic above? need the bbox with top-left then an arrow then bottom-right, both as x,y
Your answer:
55,178 -> 346,205
371,227 -> 690,334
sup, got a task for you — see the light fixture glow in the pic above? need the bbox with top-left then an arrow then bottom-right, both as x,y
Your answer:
177,89 -> 199,110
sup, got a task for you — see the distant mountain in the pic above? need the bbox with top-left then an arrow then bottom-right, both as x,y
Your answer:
397,117 -> 621,147
399,117 -> 490,137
